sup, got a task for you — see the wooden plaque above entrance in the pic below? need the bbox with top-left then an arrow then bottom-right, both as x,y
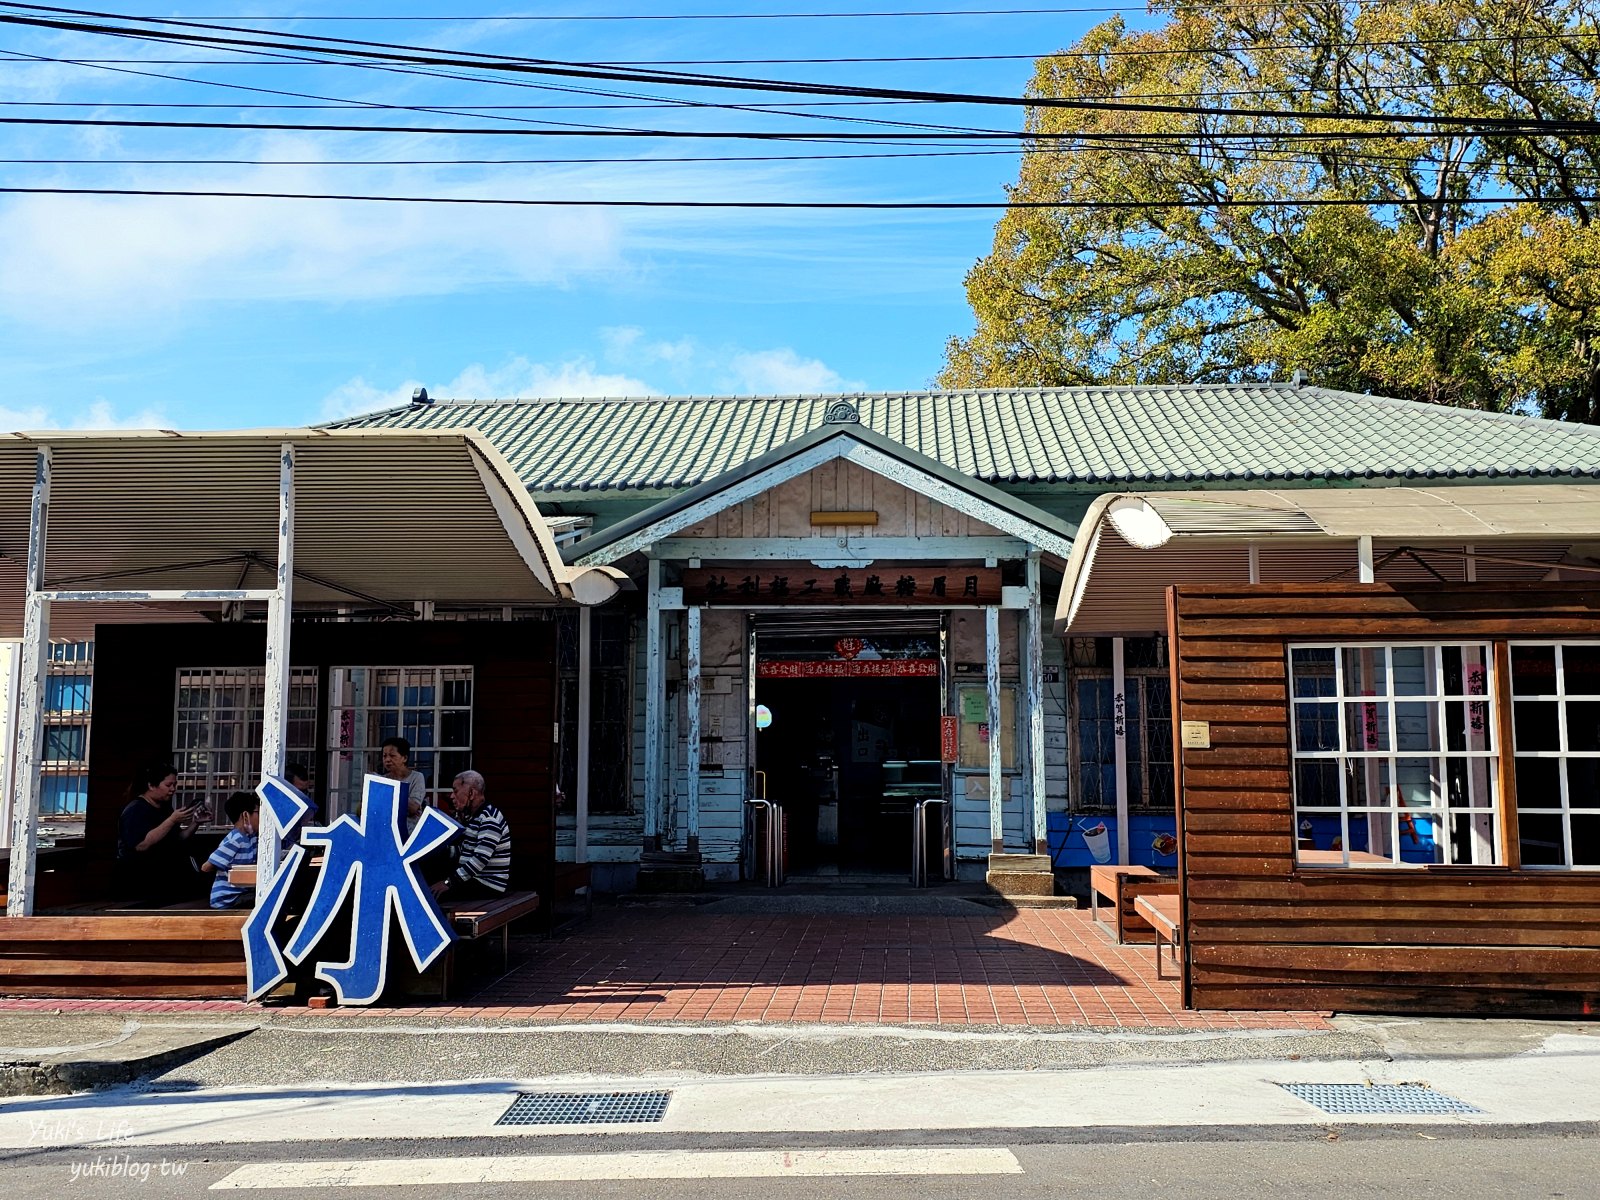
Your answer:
682,566 -> 1002,606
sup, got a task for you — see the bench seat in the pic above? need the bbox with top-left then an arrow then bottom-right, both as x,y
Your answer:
1089,865 -> 1178,944
1133,894 -> 1182,980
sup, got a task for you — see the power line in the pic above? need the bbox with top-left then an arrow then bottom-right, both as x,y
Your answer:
0,186 -> 1565,209
2,4 -> 1593,134
3,114 -> 1566,142
59,3 -> 1408,22
0,45 -> 1022,141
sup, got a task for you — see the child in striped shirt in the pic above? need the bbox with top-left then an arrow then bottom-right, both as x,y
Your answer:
202,791 -> 260,909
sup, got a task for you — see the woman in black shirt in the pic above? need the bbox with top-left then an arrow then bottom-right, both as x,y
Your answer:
116,761 -> 205,905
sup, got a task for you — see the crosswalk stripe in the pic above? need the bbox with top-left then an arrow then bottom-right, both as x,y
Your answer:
209,1147 -> 1023,1188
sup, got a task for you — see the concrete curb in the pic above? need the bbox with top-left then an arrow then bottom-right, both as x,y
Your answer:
1,1027 -> 255,1097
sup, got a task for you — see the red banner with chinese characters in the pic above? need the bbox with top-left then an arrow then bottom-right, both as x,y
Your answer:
757,658 -> 940,679
940,715 -> 959,763
683,567 -> 1001,606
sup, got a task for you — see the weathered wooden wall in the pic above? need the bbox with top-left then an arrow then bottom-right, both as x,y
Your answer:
677,460 -> 1006,542
1171,582 -> 1600,1015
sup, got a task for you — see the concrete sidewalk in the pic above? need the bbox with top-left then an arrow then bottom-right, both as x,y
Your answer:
0,1015 -> 255,1097
3,1022 -> 1599,1151
2,1007 -> 1596,1098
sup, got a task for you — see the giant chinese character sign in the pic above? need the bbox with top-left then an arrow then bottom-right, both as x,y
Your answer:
242,774 -> 460,1006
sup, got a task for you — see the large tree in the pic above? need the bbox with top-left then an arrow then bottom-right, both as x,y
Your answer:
940,0 -> 1600,422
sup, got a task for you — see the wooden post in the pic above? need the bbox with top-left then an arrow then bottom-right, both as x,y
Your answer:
686,605 -> 701,853
256,443 -> 294,901
1493,640 -> 1521,870
6,448 -> 51,917
1025,552 -> 1047,855
576,605 -> 592,864
1113,634 -> 1130,865
643,556 -> 663,850
1357,536 -> 1375,583
986,604 -> 1003,854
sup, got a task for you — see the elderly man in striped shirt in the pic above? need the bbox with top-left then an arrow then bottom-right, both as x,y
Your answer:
430,770 -> 511,902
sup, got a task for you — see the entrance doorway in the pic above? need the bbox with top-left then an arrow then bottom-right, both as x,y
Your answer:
753,616 -> 944,877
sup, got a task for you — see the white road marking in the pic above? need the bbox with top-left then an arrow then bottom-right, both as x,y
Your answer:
209,1147 -> 1024,1188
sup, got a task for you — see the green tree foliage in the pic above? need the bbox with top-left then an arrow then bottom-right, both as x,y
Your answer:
940,0 -> 1600,421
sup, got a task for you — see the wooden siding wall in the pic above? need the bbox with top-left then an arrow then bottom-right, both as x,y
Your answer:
85,621 -> 558,906
1171,582 -> 1600,1016
677,461 -> 1005,542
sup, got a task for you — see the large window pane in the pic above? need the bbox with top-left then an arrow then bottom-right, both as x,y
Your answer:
1509,642 -> 1600,867
1291,648 -> 1336,698
1342,647 -> 1388,698
1564,645 -> 1600,697
1391,646 -> 1436,696
172,666 -> 317,825
1513,701 -> 1560,752
326,665 -> 473,819
1511,645 -> 1557,695
1291,642 -> 1497,867
1344,701 -> 1388,752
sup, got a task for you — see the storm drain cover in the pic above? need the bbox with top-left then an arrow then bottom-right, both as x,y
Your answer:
496,1091 -> 672,1126
1279,1083 -> 1481,1115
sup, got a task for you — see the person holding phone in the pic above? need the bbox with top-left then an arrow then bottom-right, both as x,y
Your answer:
115,761 -> 204,905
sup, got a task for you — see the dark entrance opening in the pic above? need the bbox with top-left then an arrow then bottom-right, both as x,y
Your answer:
753,617 -> 943,877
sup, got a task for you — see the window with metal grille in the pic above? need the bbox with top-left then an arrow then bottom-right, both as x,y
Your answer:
1509,642 -> 1600,869
41,640 -> 93,817
172,666 -> 318,825
556,610 -> 634,813
325,666 -> 473,819
1289,643 -> 1498,867
1068,637 -> 1173,811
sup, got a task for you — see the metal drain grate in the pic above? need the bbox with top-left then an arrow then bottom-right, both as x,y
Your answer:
1279,1083 -> 1481,1115
496,1091 -> 672,1126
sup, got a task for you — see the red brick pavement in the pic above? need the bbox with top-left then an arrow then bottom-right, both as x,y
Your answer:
0,906 -> 1330,1030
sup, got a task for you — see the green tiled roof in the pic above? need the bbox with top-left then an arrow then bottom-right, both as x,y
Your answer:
327,386 -> 1600,491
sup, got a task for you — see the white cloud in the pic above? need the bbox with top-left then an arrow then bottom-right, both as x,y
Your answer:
0,404 -> 51,432
723,347 -> 854,395
321,329 -> 860,422
601,328 -> 864,394
321,355 -> 655,420
0,155 -> 630,328
0,399 -> 170,432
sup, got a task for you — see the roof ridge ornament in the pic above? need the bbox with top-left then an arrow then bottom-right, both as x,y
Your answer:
823,399 -> 860,425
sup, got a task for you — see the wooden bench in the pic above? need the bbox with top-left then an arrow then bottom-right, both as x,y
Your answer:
1089,865 -> 1179,944
1133,894 -> 1182,980
432,889 -> 541,998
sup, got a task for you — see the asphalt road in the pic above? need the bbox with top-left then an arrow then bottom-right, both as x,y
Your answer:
1,1128 -> 1594,1199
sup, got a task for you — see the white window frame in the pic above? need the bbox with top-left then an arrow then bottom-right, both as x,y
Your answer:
1288,641 -> 1499,869
173,665 -> 319,828
325,665 -> 474,820
1508,640 -> 1600,870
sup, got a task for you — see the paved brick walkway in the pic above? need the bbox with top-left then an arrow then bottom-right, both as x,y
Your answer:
0,907 -> 1329,1030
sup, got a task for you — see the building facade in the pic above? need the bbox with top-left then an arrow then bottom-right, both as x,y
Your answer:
333,386 -> 1600,894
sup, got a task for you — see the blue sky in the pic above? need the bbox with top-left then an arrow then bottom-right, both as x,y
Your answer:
0,2 -> 1158,430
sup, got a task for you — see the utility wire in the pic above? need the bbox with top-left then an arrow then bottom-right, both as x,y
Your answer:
63,2 -> 1411,22
0,186 -> 1567,209
2,4 -> 1595,133
2,115 -> 1566,142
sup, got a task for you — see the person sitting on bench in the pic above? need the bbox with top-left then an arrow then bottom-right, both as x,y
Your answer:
431,770 -> 510,903
201,790 -> 260,909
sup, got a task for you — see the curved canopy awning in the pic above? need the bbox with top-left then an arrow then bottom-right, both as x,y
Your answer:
1056,485 -> 1600,636
0,427 -> 623,638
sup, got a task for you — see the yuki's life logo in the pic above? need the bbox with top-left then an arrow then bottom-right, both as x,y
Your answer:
242,774 -> 460,1005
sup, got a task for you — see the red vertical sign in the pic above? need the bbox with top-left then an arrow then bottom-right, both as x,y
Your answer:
940,715 -> 959,764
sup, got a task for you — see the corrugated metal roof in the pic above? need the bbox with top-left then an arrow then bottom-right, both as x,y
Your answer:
327,387 -> 1600,491
0,428 -> 622,636
1056,483 -> 1600,634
